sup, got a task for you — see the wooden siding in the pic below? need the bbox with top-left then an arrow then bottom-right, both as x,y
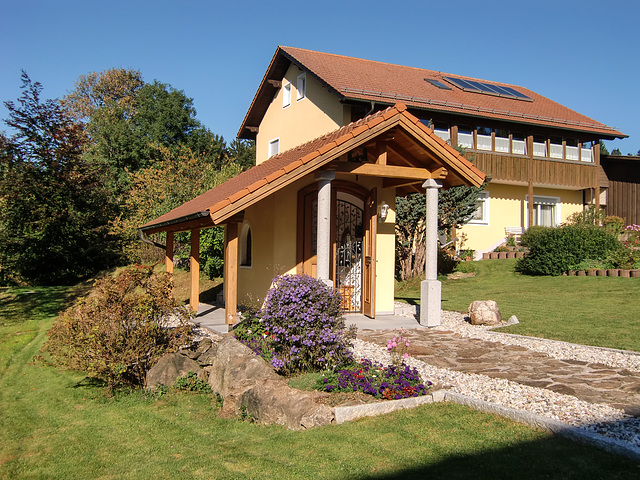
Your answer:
602,156 -> 640,225
468,151 -> 598,188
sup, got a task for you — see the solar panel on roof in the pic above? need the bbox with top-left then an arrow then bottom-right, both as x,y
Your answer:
444,76 -> 532,101
424,78 -> 452,90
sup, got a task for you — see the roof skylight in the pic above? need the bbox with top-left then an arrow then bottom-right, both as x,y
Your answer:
424,78 -> 452,90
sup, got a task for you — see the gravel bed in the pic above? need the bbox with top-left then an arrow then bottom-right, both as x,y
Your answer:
432,311 -> 640,372
351,337 -> 640,451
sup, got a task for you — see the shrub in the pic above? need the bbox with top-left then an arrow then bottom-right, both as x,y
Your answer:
516,225 -> 619,276
437,250 -> 458,275
458,249 -> 475,261
259,274 -> 353,375
453,262 -> 477,274
43,265 -> 193,388
174,371 -> 212,394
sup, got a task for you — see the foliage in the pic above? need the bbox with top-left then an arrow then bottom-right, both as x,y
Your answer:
112,143 -> 243,265
258,274 -> 353,375
457,249 -> 475,261
233,314 -> 275,364
564,205 -> 606,227
316,358 -> 430,400
602,215 -> 625,235
453,261 -> 477,274
0,72 -> 119,285
516,225 -> 619,276
173,371 -> 212,394
43,265 -> 193,388
228,138 -> 256,170
438,249 -> 459,275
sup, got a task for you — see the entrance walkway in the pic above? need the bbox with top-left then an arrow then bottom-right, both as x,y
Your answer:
193,304 -> 640,415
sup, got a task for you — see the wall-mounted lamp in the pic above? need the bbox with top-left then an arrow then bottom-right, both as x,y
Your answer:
379,201 -> 389,222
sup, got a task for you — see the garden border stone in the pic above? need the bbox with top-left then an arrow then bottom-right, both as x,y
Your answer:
334,390 -> 445,424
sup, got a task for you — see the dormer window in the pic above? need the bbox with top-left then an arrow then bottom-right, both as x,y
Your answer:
297,73 -> 306,101
283,82 -> 291,108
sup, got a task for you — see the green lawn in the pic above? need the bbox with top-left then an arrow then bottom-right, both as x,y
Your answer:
396,259 -> 640,352
1,284 -> 638,478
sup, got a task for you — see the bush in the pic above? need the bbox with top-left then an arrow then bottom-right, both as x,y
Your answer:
516,225 -> 619,276
43,265 -> 193,388
259,274 -> 353,375
453,262 -> 477,274
437,250 -> 458,275
174,371 -> 212,394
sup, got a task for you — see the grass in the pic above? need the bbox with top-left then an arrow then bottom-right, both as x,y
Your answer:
396,259 -> 640,352
1,282 -> 638,478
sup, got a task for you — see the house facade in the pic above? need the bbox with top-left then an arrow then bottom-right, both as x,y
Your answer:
239,47 -> 627,254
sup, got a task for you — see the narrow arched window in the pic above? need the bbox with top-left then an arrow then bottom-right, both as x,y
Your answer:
240,223 -> 252,267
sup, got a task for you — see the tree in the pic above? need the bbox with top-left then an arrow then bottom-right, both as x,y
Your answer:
0,72 -> 118,285
599,140 -> 609,156
611,148 -> 622,156
228,138 -> 256,170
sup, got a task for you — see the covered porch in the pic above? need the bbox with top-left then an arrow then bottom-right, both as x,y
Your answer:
139,103 -> 485,328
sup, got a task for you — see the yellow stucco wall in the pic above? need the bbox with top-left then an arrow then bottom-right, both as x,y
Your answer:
235,175 -> 397,316
458,183 -> 584,252
256,64 -> 347,165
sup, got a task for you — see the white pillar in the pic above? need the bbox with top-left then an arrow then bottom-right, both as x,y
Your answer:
316,171 -> 335,287
420,179 -> 442,326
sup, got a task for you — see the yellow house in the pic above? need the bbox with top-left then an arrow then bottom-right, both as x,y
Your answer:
141,102 -> 485,327
239,47 -> 627,255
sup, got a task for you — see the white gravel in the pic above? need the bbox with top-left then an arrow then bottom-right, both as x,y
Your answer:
351,315 -> 640,451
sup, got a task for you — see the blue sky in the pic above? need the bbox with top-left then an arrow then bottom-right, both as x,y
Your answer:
2,0 -> 639,155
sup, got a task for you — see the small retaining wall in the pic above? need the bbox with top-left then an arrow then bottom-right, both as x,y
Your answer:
567,269 -> 640,277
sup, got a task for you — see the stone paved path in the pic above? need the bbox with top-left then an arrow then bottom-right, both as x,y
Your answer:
357,329 -> 640,416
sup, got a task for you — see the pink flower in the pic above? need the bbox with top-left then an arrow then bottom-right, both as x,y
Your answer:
403,353 -> 409,359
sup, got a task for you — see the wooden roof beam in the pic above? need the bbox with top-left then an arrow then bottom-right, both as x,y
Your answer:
327,162 -> 447,181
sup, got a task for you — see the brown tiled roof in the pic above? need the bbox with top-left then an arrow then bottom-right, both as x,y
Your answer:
141,104 -> 486,233
239,46 -> 625,140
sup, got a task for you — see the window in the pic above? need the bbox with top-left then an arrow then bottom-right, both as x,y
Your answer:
527,195 -> 560,227
458,126 -> 474,149
533,135 -> 547,157
476,127 -> 492,151
468,192 -> 489,225
240,223 -> 252,267
512,133 -> 526,155
268,138 -> 279,158
433,122 -> 450,142
549,136 -> 563,159
296,73 -> 306,101
283,82 -> 291,108
495,129 -> 510,153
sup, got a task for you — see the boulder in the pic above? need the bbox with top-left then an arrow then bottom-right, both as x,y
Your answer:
145,352 -> 202,389
468,300 -> 502,326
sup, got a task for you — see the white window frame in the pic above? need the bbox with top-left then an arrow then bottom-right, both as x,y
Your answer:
268,138 -> 279,158
239,223 -> 252,268
296,73 -> 306,101
468,191 -> 490,225
525,195 -> 561,228
282,82 -> 291,108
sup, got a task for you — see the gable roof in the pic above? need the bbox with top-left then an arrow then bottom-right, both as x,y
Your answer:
239,46 -> 625,141
141,104 -> 486,234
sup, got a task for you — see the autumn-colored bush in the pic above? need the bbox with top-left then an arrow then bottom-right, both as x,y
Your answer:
43,265 -> 193,388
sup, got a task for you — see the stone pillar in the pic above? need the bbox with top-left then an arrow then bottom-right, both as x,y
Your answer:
316,171 -> 335,287
420,179 -> 442,327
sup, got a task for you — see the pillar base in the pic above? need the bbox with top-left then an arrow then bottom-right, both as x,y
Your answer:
419,279 -> 441,327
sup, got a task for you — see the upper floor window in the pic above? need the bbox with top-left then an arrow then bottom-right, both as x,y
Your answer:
512,133 -> 526,155
458,126 -> 474,149
297,73 -> 306,101
268,138 -> 279,158
283,82 -> 291,108
533,135 -> 547,158
476,127 -> 492,151
495,129 -> 510,153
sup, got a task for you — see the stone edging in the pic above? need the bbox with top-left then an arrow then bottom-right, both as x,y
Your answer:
567,268 -> 640,277
442,391 -> 640,463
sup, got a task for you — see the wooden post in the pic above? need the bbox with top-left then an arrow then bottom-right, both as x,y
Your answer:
165,231 -> 174,275
527,135 -> 535,228
224,223 -> 239,325
189,229 -> 200,313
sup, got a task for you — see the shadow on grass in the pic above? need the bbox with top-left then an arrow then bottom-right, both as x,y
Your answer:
72,376 -> 108,389
356,432 -> 637,479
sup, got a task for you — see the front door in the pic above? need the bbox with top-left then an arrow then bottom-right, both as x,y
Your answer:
297,182 -> 376,316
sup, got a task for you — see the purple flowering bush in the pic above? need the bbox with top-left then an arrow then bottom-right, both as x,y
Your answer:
237,274 -> 354,375
317,359 -> 431,400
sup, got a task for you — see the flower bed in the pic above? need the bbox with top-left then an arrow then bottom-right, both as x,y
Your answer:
317,359 -> 431,400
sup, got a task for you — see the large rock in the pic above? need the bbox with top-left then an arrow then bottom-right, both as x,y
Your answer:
207,335 -> 334,430
468,300 -> 502,326
146,352 -> 201,389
